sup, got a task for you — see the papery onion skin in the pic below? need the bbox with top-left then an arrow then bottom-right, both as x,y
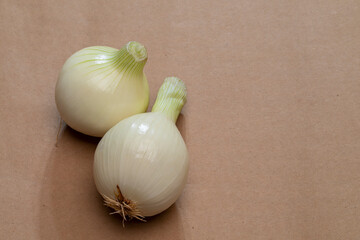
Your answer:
93,77 -> 188,218
55,42 -> 149,137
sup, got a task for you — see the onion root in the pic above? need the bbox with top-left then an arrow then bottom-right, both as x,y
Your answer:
102,185 -> 145,226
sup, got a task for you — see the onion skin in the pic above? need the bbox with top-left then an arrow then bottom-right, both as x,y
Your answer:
94,112 -> 189,217
55,42 -> 149,137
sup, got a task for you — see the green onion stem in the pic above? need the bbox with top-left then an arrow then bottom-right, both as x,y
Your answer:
152,77 -> 187,123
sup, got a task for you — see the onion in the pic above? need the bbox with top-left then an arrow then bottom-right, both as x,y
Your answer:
93,77 -> 188,221
55,41 -> 149,137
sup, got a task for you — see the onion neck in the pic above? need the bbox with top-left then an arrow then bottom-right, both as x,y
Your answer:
113,41 -> 147,76
151,77 -> 187,123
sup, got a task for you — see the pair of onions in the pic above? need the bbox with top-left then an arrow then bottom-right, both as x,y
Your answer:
55,42 -> 189,221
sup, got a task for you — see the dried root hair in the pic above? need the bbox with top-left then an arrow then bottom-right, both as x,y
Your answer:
102,185 -> 145,226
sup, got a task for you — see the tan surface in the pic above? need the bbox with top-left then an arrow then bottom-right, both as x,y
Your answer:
1,0 -> 360,239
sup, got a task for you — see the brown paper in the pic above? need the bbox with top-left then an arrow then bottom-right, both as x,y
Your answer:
1,0 -> 360,239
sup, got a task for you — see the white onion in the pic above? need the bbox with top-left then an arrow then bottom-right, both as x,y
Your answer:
55,41 -> 149,137
93,77 -> 188,220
